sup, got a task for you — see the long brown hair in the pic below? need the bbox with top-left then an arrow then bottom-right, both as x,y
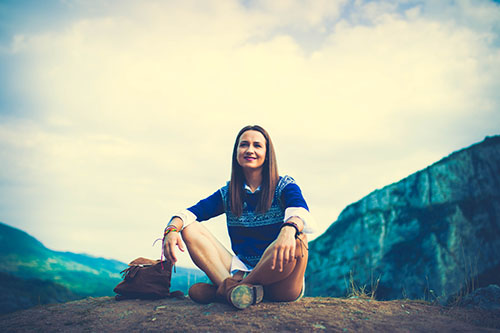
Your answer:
230,125 -> 279,217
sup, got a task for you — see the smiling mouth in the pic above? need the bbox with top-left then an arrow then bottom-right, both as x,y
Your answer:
244,156 -> 256,161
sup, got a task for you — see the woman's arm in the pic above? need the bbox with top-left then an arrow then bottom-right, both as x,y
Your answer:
281,182 -> 316,234
162,216 -> 185,263
185,190 -> 225,222
272,181 -> 314,271
163,190 -> 225,263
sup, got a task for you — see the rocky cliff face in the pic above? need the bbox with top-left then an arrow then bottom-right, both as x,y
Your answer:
306,136 -> 500,302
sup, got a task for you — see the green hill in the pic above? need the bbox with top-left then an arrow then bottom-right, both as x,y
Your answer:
0,271 -> 80,314
0,222 -> 127,297
0,222 -> 208,314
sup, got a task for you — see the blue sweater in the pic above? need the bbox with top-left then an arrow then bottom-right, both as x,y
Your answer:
187,175 -> 309,268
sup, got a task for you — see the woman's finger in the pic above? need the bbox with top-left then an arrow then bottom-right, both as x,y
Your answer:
177,236 -> 185,252
290,242 -> 296,261
277,247 -> 285,272
163,242 -> 170,262
172,233 -> 184,252
283,245 -> 290,264
168,241 -> 177,263
271,247 -> 278,270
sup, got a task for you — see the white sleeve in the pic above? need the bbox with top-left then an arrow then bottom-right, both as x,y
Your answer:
170,209 -> 198,230
284,207 -> 316,234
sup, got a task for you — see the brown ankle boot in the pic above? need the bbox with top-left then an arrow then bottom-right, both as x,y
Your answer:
188,283 -> 217,304
216,277 -> 264,310
215,277 -> 241,301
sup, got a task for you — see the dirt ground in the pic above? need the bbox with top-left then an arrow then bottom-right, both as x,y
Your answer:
1,296 -> 499,332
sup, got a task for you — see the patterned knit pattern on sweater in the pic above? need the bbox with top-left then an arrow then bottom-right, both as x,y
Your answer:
220,175 -> 295,268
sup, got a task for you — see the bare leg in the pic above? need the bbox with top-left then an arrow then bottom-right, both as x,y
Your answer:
181,222 -> 233,286
241,234 -> 308,301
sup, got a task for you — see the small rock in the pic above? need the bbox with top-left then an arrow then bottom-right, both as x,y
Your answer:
312,323 -> 326,329
458,285 -> 500,310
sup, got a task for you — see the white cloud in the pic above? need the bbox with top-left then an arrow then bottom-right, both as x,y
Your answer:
248,0 -> 347,28
1,0 -> 499,265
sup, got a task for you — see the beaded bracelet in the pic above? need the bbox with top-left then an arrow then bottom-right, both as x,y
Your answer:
280,221 -> 301,239
163,225 -> 179,236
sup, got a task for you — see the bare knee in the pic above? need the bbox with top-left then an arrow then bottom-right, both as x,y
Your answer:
180,222 -> 201,244
180,221 -> 215,247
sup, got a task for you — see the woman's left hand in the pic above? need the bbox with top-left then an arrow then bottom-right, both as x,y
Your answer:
271,226 -> 297,272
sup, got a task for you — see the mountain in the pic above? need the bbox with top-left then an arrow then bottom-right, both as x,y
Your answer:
0,222 -> 207,314
0,272 -> 80,314
0,222 -> 127,297
305,136 -> 500,303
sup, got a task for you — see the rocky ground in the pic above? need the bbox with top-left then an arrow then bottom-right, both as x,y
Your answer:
0,296 -> 499,332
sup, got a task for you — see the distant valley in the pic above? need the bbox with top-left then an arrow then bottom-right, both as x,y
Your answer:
0,222 -> 207,314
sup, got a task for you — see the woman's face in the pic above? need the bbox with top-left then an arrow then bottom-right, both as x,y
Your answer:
237,130 -> 267,171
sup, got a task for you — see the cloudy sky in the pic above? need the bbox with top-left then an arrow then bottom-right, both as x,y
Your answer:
1,0 -> 499,268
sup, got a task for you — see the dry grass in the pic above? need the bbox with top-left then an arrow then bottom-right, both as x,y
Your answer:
345,271 -> 380,300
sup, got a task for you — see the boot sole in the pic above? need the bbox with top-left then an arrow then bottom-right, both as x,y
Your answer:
229,284 -> 264,310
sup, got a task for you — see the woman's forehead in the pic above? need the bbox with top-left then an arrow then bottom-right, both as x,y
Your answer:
239,130 -> 266,142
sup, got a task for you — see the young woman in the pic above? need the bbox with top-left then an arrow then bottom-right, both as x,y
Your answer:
162,125 -> 315,309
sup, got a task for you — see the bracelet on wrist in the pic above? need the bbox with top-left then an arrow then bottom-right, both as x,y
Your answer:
280,221 -> 301,239
163,225 -> 179,237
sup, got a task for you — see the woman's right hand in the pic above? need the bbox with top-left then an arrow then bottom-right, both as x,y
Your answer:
163,231 -> 185,264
